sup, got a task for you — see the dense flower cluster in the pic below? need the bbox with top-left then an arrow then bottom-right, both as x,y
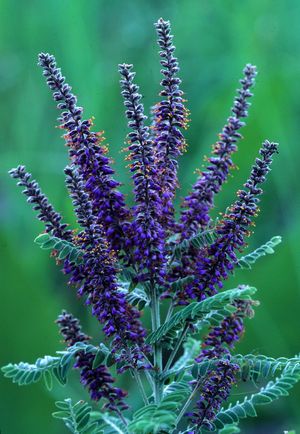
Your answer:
188,360 -> 239,430
177,140 -> 278,303
64,167 -> 148,366
9,165 -> 72,240
56,310 -> 128,411
38,53 -> 130,252
119,63 -> 166,282
8,18 -> 281,429
180,64 -> 257,239
196,294 -> 257,361
153,18 -> 188,231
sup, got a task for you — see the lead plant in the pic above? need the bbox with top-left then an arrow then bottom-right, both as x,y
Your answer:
2,18 -> 299,434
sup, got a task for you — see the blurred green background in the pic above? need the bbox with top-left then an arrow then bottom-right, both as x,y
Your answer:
1,0 -> 300,432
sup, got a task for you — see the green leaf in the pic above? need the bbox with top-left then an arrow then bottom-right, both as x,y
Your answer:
172,228 -> 218,260
146,286 -> 256,345
97,413 -> 128,434
1,342 -> 98,388
162,337 -> 200,381
52,399 -> 102,433
43,369 -> 53,390
34,233 -> 83,264
219,424 -> 241,434
92,350 -> 106,369
192,354 -> 300,387
169,275 -> 195,293
2,355 -> 60,386
232,354 -> 300,384
213,365 -> 300,430
128,380 -> 190,434
118,280 -> 150,310
119,267 -> 137,284
237,236 -> 282,269
193,305 -> 237,335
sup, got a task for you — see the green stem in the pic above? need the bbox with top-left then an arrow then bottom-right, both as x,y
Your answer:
151,283 -> 163,403
175,378 -> 201,428
141,352 -> 154,369
145,370 -> 155,389
165,300 -> 174,323
164,323 -> 189,372
132,369 -> 149,405
115,408 -> 128,427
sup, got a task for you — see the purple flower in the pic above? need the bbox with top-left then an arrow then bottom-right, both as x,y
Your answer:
56,310 -> 128,412
180,64 -> 257,239
176,140 -> 278,303
152,18 -> 189,232
119,63 -> 166,283
188,360 -> 239,430
196,295 -> 257,361
38,53 -> 130,253
9,165 -> 72,240
56,309 -> 91,346
64,167 -> 149,366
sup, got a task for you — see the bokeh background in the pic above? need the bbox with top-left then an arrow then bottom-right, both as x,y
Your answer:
1,0 -> 300,432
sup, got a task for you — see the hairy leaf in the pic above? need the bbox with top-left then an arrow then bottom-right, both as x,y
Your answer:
172,228 -> 218,260
96,413 -> 129,434
118,280 -> 150,310
35,233 -> 83,264
218,424 -> 241,434
213,366 -> 300,430
169,275 -> 195,293
2,342 -> 98,387
128,379 -> 191,433
146,286 -> 256,345
53,398 -> 102,433
192,354 -> 300,386
162,337 -> 200,381
233,354 -> 300,384
2,355 -> 61,386
237,236 -> 282,270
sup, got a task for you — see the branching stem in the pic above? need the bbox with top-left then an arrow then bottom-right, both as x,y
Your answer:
132,369 -> 149,405
175,378 -> 201,428
151,283 -> 163,403
164,322 -> 189,371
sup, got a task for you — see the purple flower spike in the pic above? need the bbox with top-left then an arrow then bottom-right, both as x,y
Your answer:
64,167 -> 149,365
56,311 -> 128,412
177,140 -> 278,303
188,360 -> 239,430
119,63 -> 166,283
180,64 -> 257,239
38,53 -> 130,252
196,295 -> 257,361
9,165 -> 72,240
153,18 -> 189,231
